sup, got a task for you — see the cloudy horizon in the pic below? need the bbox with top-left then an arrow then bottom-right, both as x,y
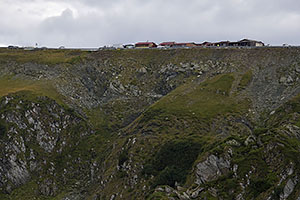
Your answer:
0,0 -> 299,48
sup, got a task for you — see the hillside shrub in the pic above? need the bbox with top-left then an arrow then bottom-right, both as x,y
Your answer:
118,150 -> 129,166
0,121 -> 6,138
249,178 -> 272,198
153,166 -> 184,187
253,128 -> 268,136
146,140 -> 202,187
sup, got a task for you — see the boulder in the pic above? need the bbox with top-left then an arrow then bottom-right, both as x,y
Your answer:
195,155 -> 231,185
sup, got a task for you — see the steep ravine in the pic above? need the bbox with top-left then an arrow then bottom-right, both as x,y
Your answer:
0,47 -> 300,199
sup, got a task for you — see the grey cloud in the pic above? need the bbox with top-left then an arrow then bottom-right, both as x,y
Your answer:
0,0 -> 299,47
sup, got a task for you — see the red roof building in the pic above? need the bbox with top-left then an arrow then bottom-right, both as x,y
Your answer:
135,42 -> 157,48
159,42 -> 175,47
172,42 -> 197,48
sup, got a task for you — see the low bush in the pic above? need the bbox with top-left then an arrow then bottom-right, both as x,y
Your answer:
249,178 -> 272,198
144,139 -> 202,187
0,121 -> 6,138
118,150 -> 129,166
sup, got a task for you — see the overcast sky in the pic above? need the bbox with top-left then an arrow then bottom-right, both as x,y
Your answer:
0,0 -> 299,47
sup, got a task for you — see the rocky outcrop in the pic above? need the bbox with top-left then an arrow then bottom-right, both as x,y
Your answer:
0,92 -> 92,195
281,177 -> 298,200
195,154 -> 231,185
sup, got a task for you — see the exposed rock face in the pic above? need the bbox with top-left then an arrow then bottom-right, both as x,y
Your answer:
195,154 -> 231,185
39,178 -> 58,196
281,177 -> 298,200
0,92 -> 92,195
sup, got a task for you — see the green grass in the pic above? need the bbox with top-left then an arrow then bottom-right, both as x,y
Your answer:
145,74 -> 249,123
0,49 -> 88,65
147,191 -> 169,200
84,108 -> 111,132
1,180 -> 66,200
238,70 -> 253,90
0,76 -> 65,105
0,180 -> 68,200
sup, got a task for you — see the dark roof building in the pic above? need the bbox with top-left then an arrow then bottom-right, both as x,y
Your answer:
212,41 -> 231,47
201,39 -> 264,47
8,45 -> 19,49
201,42 -> 213,46
123,44 -> 135,49
237,39 -> 264,47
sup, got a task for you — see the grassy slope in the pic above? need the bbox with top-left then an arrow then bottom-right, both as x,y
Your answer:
115,69 -> 300,199
143,94 -> 300,199
0,49 -> 86,104
102,73 -> 253,199
152,74 -> 244,119
127,73 -> 250,137
0,76 -> 65,105
0,48 -> 88,65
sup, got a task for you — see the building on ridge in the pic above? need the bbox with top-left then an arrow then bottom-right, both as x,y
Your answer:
135,42 -> 157,48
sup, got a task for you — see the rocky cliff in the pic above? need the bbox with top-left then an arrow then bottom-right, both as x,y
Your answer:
0,47 -> 300,199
